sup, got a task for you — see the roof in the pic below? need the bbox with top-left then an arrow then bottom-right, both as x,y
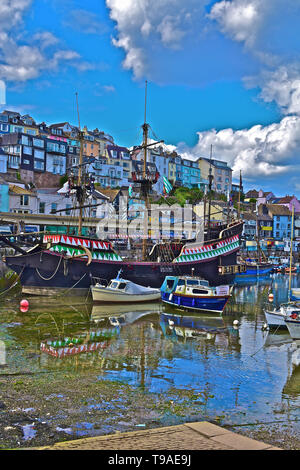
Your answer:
95,188 -> 121,202
267,204 -> 292,216
277,196 -> 295,203
245,190 -> 259,198
9,184 -> 35,196
242,212 -> 256,221
257,214 -> 272,221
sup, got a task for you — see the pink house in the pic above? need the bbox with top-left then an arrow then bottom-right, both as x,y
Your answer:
277,195 -> 300,214
256,190 -> 275,208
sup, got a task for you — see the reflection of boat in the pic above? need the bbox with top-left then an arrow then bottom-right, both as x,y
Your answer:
91,302 -> 162,319
234,275 -> 272,285
160,312 -> 226,340
91,305 -> 162,327
160,276 -> 231,314
264,331 -> 293,348
282,361 -> 300,397
91,272 -> 161,303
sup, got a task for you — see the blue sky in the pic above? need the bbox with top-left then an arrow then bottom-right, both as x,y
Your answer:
1,0 -> 300,195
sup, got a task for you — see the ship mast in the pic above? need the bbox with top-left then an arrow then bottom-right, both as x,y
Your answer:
76,92 -> 84,237
142,81 -> 150,261
207,144 -> 214,239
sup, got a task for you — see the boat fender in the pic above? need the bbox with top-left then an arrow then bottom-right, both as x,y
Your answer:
169,294 -> 173,301
291,313 -> 298,319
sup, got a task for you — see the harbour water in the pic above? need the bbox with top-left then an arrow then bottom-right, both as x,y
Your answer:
1,273 -> 300,449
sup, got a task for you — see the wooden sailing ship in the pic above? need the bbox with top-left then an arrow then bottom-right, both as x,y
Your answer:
2,86 -> 244,296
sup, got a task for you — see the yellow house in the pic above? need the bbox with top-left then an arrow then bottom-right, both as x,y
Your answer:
193,200 -> 228,223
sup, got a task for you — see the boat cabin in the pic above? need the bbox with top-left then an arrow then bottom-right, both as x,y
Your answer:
161,276 -> 212,295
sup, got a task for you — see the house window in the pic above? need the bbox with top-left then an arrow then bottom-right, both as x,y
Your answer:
66,204 -> 71,215
50,203 -> 57,214
34,160 -> 44,170
21,135 -> 30,146
20,195 -> 29,206
34,149 -> 45,159
23,146 -> 32,155
33,138 -> 44,148
39,202 -> 45,213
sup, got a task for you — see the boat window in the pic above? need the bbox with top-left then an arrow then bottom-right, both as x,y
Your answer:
192,289 -> 209,295
178,279 -> 186,286
110,281 -> 118,289
186,280 -> 199,286
166,279 -> 175,289
199,280 -> 209,287
118,282 -> 127,290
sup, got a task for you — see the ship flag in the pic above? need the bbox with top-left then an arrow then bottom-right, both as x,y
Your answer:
163,177 -> 173,194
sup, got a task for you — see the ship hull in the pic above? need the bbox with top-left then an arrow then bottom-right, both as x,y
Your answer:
5,248 -> 239,296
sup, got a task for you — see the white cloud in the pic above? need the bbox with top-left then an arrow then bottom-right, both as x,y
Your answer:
106,0 -> 205,78
175,115 -> 300,181
64,9 -> 108,35
0,1 -> 94,83
208,0 -> 262,48
0,0 -> 32,31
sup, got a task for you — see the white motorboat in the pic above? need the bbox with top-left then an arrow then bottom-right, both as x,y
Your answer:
264,305 -> 289,328
264,303 -> 300,328
91,272 -> 161,303
285,309 -> 300,340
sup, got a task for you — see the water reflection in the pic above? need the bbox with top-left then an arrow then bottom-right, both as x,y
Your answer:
1,273 -> 300,437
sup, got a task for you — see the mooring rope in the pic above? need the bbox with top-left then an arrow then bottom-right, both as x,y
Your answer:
35,256 -> 63,281
53,272 -> 87,298
0,266 -> 25,297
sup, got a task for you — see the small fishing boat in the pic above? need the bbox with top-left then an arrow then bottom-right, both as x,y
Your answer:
285,266 -> 297,274
91,271 -> 161,303
285,309 -> 300,340
264,303 -> 300,328
160,276 -> 231,314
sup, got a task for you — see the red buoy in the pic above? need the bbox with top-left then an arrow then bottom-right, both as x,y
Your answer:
20,299 -> 29,308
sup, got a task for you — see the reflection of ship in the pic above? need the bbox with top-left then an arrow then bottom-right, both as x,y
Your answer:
159,311 -> 226,341
40,327 -> 120,359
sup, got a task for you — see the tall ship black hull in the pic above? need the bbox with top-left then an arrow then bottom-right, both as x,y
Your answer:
4,221 -> 244,296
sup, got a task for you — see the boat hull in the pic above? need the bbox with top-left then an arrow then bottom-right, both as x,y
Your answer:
4,247 -> 239,296
264,310 -> 286,328
91,286 -> 161,303
235,264 -> 273,279
285,319 -> 300,340
161,291 -> 229,314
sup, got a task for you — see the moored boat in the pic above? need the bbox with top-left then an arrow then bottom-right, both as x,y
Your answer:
91,271 -> 161,303
160,275 -> 231,314
285,309 -> 300,340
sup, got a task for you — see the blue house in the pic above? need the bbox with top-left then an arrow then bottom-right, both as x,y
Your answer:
267,204 -> 293,240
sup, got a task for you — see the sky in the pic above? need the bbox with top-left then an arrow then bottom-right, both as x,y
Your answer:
1,0 -> 300,196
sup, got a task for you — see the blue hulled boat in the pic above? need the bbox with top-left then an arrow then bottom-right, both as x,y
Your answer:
160,276 -> 231,314
234,259 -> 273,281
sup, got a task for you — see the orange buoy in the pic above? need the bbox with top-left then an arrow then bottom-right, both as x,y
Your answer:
268,293 -> 274,302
